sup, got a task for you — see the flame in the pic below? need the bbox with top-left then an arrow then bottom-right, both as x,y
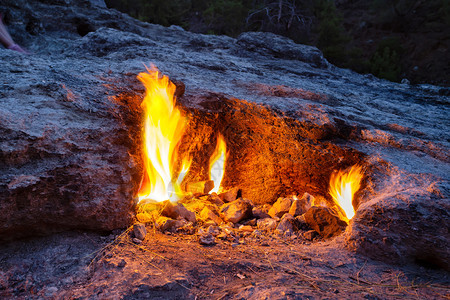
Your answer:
209,134 -> 227,194
329,164 -> 363,222
137,66 -> 191,203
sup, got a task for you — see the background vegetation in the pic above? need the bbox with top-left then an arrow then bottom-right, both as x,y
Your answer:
105,0 -> 450,84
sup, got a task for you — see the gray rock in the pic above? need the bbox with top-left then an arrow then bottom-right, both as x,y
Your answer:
237,32 -> 328,68
132,223 -> 146,240
346,176 -> 450,271
132,238 -> 142,244
220,198 -> 252,223
199,233 -> 215,245
276,213 -> 295,232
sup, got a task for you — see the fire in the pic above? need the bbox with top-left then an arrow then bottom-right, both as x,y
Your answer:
137,66 -> 191,203
209,134 -> 227,194
329,164 -> 363,222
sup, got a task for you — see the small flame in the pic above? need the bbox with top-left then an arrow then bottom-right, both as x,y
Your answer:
329,164 -> 363,223
209,134 -> 227,194
137,66 -> 191,203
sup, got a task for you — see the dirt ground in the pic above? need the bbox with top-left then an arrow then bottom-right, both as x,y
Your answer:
0,226 -> 448,299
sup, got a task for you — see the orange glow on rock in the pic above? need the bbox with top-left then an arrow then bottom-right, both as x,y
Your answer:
137,66 -> 191,203
329,164 -> 363,223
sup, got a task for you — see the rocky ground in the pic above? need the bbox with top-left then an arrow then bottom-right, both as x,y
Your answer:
0,0 -> 449,298
1,227 -> 449,299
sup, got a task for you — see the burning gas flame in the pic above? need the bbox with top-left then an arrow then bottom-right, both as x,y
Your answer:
209,134 -> 227,194
329,164 -> 363,223
137,66 -> 191,203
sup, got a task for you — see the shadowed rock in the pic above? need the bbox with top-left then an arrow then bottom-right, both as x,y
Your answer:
304,206 -> 348,238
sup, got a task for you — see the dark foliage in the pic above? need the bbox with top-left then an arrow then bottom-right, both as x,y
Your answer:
104,0 -> 449,84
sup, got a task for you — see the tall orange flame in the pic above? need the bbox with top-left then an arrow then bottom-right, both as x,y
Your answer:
329,164 -> 363,223
209,134 -> 227,194
137,66 -> 191,203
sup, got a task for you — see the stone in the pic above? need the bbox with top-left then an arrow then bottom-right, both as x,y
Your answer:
276,213 -> 295,232
132,223 -> 146,240
242,218 -> 257,226
199,233 -> 215,245
295,215 -> 311,231
268,197 -> 293,218
199,207 -> 223,225
253,229 -> 262,237
136,212 -> 155,224
237,32 -> 329,68
206,225 -> 220,236
117,259 -> 126,268
257,218 -> 278,231
184,180 -> 215,195
156,217 -> 185,232
132,238 -> 142,244
207,193 -> 225,206
289,193 -> 314,216
252,205 -> 271,219
220,198 -> 252,223
238,225 -> 253,232
303,230 -> 318,241
218,187 -> 241,203
161,201 -> 196,223
346,178 -> 450,271
304,207 -> 347,238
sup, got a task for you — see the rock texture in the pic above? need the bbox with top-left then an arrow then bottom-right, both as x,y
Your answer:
304,206 -> 348,238
346,168 -> 450,270
0,0 -> 448,271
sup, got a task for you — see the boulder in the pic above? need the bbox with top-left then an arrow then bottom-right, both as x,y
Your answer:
218,187 -> 241,203
161,201 -> 196,223
220,198 -> 252,224
346,177 -> 450,271
257,218 -> 278,231
276,213 -> 295,232
289,193 -> 314,216
252,205 -> 271,219
132,223 -> 147,240
199,207 -> 223,225
304,207 -> 347,238
268,197 -> 293,218
156,217 -> 185,232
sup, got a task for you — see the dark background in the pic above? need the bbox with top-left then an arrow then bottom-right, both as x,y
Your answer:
105,0 -> 450,86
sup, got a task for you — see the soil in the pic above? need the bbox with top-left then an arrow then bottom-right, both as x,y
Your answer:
0,226 -> 448,299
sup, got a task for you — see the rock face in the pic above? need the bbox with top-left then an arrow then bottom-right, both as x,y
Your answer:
346,171 -> 450,271
0,0 -> 448,272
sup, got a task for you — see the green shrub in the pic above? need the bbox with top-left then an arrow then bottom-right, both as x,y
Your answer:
312,0 -> 350,65
369,37 -> 403,82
